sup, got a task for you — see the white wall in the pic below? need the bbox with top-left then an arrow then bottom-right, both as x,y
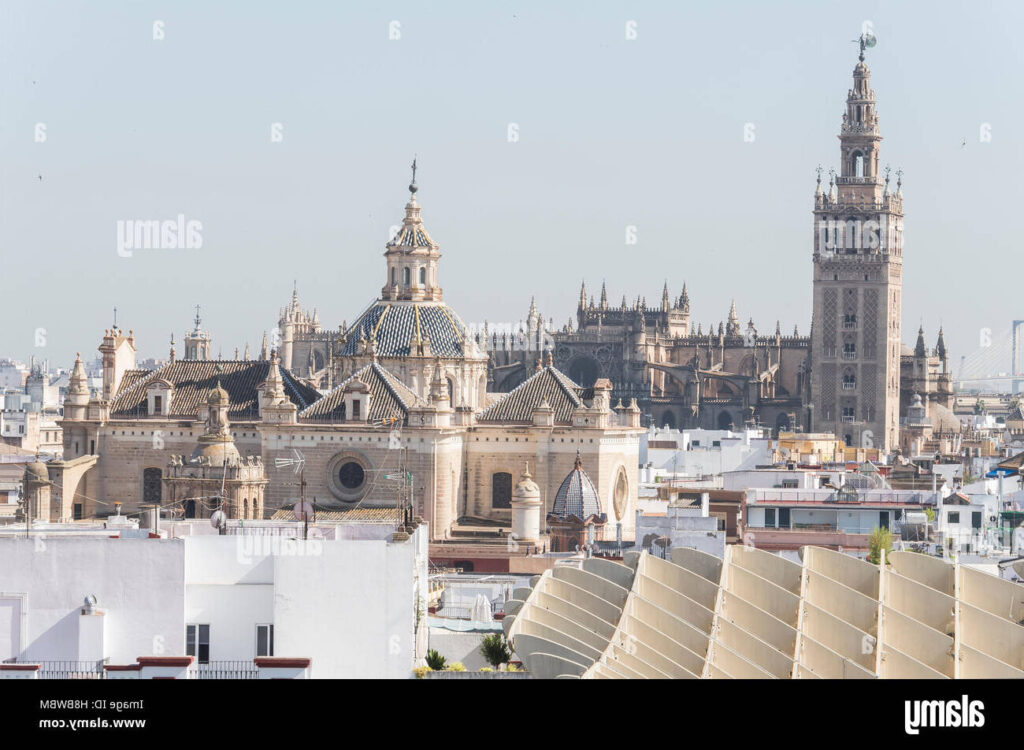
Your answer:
0,526 -> 428,677
0,537 -> 185,663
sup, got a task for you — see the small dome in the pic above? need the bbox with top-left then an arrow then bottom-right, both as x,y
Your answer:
207,383 -> 230,406
550,454 -> 603,520
930,403 -> 963,434
23,461 -> 48,482
513,466 -> 540,500
191,439 -> 240,467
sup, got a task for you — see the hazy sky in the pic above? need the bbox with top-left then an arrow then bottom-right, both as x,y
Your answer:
2,1 -> 1022,374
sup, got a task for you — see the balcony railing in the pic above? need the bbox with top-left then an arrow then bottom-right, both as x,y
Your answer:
187,660 -> 259,679
2,659 -> 106,679
841,382 -> 856,390
842,351 -> 858,360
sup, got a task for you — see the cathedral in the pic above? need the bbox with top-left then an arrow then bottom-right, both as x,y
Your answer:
49,175 -> 642,554
490,40 -> 960,456
42,39 -> 963,546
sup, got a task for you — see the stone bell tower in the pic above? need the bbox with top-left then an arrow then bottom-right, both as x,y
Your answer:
810,36 -> 903,453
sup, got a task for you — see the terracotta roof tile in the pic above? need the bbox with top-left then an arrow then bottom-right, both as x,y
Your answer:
478,366 -> 582,424
300,362 -> 425,423
110,361 -> 320,420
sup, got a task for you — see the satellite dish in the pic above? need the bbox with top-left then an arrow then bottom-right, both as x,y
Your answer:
210,510 -> 226,529
294,501 -> 314,522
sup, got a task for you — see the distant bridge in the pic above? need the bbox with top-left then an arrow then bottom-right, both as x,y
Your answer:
956,321 -> 1024,392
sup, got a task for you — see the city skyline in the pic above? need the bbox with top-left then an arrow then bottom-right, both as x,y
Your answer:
3,1 -> 1022,371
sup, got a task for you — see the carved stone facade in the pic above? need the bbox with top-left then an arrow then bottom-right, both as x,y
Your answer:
810,47 -> 903,453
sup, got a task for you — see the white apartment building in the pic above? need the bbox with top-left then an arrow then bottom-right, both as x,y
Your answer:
0,522 -> 428,678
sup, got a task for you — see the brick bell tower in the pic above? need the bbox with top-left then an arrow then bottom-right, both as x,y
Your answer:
810,34 -> 903,453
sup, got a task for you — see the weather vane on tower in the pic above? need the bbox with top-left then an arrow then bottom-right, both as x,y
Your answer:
409,155 -> 418,194
854,30 -> 877,61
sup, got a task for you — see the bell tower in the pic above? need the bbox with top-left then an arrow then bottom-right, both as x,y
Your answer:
810,35 -> 903,453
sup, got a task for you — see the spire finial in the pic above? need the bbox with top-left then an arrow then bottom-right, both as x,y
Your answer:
194,304 -> 202,330
409,155 -> 418,194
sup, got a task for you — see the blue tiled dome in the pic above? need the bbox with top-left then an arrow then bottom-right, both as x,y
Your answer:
550,453 -> 604,521
339,301 -> 470,358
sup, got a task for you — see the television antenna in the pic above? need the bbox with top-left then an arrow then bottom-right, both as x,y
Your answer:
274,448 -> 306,474
278,450 -> 313,539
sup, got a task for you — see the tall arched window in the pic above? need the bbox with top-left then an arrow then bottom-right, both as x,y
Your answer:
491,472 -> 512,509
419,267 -> 426,285
391,267 -> 396,285
853,151 -> 864,177
402,267 -> 410,285
143,468 -> 162,503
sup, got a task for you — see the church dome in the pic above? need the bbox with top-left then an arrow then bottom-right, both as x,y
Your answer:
191,439 -> 240,467
929,403 -> 963,434
550,454 -> 603,521
339,300 -> 477,359
23,461 -> 48,483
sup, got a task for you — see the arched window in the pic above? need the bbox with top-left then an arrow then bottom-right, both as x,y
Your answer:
184,499 -> 196,519
491,472 -> 512,509
143,468 -> 162,503
419,266 -> 426,285
853,151 -> 864,177
391,267 -> 396,285
243,498 -> 249,518
717,411 -> 734,431
446,377 -> 455,406
402,267 -> 410,286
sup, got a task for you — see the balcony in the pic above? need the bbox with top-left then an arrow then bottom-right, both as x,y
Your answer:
841,382 -> 856,391
842,351 -> 858,360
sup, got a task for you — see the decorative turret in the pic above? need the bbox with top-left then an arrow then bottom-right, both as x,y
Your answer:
914,325 -> 927,358
381,158 -> 443,302
510,464 -> 542,544
64,352 -> 90,420
99,326 -> 137,401
726,301 -> 740,336
259,350 -> 297,424
184,305 -> 212,360
192,382 -> 241,467
21,458 -> 51,523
